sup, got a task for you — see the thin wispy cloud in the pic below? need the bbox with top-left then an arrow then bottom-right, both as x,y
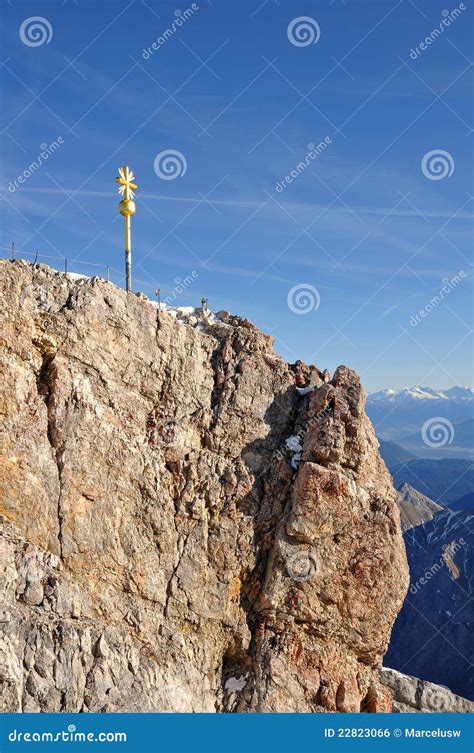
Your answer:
2,186 -> 473,220
1,0 -> 472,390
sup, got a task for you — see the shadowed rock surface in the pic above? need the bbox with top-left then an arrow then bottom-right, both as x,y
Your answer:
381,668 -> 473,713
386,508 -> 473,701
0,260 -> 409,713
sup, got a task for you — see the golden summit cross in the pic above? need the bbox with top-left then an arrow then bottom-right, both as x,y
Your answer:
116,165 -> 137,293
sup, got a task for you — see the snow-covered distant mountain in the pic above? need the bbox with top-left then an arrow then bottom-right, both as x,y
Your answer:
368,386 -> 474,403
443,386 -> 474,401
367,386 -> 474,460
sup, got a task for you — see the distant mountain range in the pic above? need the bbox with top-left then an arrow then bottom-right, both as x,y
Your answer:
380,439 -> 474,509
374,386 -> 473,509
367,385 -> 474,459
369,386 -> 474,402
387,454 -> 474,508
375,386 -> 474,700
396,483 -> 444,531
379,441 -> 417,469
386,509 -> 474,700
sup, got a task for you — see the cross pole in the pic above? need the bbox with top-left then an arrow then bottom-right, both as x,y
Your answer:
116,165 -> 137,293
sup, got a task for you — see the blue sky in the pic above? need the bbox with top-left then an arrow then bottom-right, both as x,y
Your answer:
1,0 -> 472,391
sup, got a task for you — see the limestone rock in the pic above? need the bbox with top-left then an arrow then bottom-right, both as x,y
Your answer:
381,668 -> 474,713
0,260 -> 409,712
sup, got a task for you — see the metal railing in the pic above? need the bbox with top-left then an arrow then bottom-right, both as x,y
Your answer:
0,245 -> 200,304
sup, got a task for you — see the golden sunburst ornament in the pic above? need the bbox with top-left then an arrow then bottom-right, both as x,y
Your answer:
116,165 -> 137,201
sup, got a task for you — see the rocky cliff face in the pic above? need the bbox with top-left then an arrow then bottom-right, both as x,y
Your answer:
381,669 -> 473,713
0,260 -> 409,713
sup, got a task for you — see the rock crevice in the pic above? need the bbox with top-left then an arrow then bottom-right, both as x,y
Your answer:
0,260 -> 408,712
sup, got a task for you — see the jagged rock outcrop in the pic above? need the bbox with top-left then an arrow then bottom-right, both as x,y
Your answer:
396,483 -> 443,531
0,260 -> 409,713
381,668 -> 473,713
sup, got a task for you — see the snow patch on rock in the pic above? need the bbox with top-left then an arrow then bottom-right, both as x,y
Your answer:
296,386 -> 313,396
285,435 -> 303,469
224,676 -> 247,692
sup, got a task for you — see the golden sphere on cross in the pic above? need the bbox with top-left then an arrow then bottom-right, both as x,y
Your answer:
119,198 -> 136,216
